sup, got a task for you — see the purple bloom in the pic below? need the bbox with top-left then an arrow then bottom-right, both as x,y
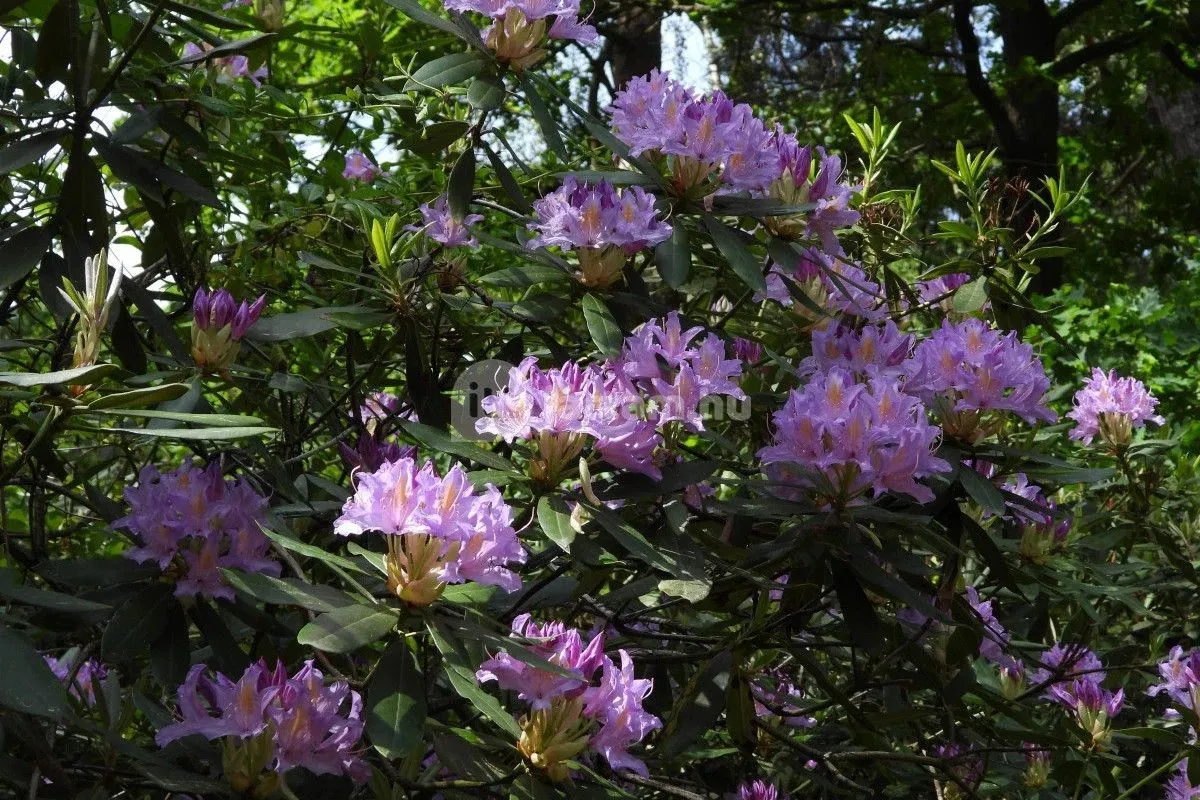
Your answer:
798,321 -> 914,380
934,743 -> 984,788
916,273 -> 977,311
342,149 -> 382,183
733,336 -> 763,365
750,667 -> 815,728
1167,760 -> 1200,800
1148,646 -> 1200,719
757,368 -> 951,507
612,312 -> 746,431
737,780 -> 780,800
157,660 -> 367,783
582,650 -> 662,776
406,195 -> 483,248
964,586 -> 1011,666
761,134 -> 861,251
476,357 -> 664,481
333,457 -> 526,604
114,462 -> 278,601
477,615 -> 606,709
191,287 -> 265,371
999,474 -> 1071,562
758,249 -> 889,325
183,43 -> 267,86
447,0 -> 595,69
1049,678 -> 1124,740
1067,367 -> 1164,446
527,178 -> 671,288
44,654 -> 107,706
902,318 -> 1056,437
1030,643 -> 1104,695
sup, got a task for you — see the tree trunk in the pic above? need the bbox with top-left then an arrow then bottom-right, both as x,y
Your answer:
603,3 -> 662,91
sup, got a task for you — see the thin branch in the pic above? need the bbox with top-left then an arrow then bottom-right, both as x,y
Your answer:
1050,31 -> 1143,77
951,0 -> 1020,152
1053,0 -> 1108,32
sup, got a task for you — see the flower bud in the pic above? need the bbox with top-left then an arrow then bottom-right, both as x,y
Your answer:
191,288 -> 265,373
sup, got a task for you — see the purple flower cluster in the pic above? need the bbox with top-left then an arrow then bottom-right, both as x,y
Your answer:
965,586 -> 1012,667
44,653 -> 107,706
338,392 -> 417,474
1167,760 -> 1200,800
916,272 -> 978,312
903,318 -> 1056,439
527,178 -> 671,288
1067,367 -> 1164,447
181,42 -> 268,86
476,616 -> 660,778
1148,646 -> 1200,721
798,321 -> 914,380
612,311 -> 746,431
934,743 -> 984,790
1026,644 -> 1121,747
191,287 -> 265,372
608,71 -> 859,247
1030,642 -> 1104,694
758,368 -> 950,507
750,667 -> 815,728
759,249 -> 889,325
114,462 -> 278,600
334,457 -> 526,604
342,149 -> 382,183
407,194 -> 484,249
157,660 -> 368,786
1000,473 -> 1071,563
444,1 -> 596,70
737,780 -> 781,800
476,356 -> 663,481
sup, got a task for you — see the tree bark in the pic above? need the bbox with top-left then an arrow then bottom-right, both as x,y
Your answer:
602,3 -> 662,91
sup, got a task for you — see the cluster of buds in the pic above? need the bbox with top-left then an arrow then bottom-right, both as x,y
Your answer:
58,249 -> 123,390
1023,744 -> 1051,789
191,287 -> 265,373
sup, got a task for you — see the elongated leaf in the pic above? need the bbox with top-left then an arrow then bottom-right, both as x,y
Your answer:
382,0 -> 462,36
957,465 -> 1007,517
221,569 -> 354,612
84,408 -> 263,425
0,363 -> 121,387
0,225 -> 53,289
246,305 -> 384,341
655,225 -> 690,289
366,640 -> 427,759
84,384 -> 191,410
663,650 -> 731,758
173,32 -> 277,65
466,74 -> 505,110
149,603 -> 191,689
0,622 -> 71,718
478,265 -> 569,288
102,584 -> 176,662
260,527 -> 369,574
519,74 -> 566,159
405,51 -> 488,91
952,276 -> 989,313
426,620 -> 520,736
105,425 -> 277,440
702,215 -> 766,293
0,130 -> 62,174
482,144 -> 532,213
0,577 -> 111,614
581,294 -> 623,356
537,495 -> 575,551
588,504 -> 699,580
395,419 -> 514,471
447,146 -> 476,220
297,605 -> 396,653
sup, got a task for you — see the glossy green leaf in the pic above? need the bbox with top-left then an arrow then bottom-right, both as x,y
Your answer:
366,640 -> 427,759
297,604 -> 396,653
0,622 -> 71,718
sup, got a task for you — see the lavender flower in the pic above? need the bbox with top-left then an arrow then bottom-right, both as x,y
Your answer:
156,660 -> 368,790
44,654 -> 107,706
758,249 -> 889,326
476,614 -> 607,709
902,318 -> 1056,441
475,357 -> 664,482
798,321 -> 914,380
1166,760 -> 1200,800
1067,367 -> 1164,448
527,178 -> 671,288
478,619 -> 659,780
181,43 -> 267,86
407,195 -> 484,249
916,273 -> 979,313
342,149 -> 382,183
737,781 -> 780,800
758,368 -> 951,507
333,457 -> 526,605
191,287 -> 265,372
965,586 -> 1011,667
761,135 -> 860,252
114,462 -> 278,601
1049,678 -> 1123,748
445,0 -> 596,70
611,312 -> 746,431
1148,646 -> 1200,722
750,667 -> 815,728
1023,744 -> 1051,788
1000,474 -> 1071,563
1030,643 -> 1104,695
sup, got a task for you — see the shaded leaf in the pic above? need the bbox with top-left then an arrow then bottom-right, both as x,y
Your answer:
297,604 -> 396,653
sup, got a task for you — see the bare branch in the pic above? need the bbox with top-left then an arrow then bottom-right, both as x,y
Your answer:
1050,30 -> 1143,77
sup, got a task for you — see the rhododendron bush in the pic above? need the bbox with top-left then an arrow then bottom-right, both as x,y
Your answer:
2,1 -> 1200,799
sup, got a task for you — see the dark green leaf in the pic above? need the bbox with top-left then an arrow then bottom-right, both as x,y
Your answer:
405,51 -> 488,91
426,620 -> 520,736
519,74 -> 566,160
395,419 -> 514,471
381,0 -> 462,36
246,305 -> 384,342
664,650 -> 731,758
702,215 -> 766,293
0,225 -> 53,289
655,225 -> 690,289
366,640 -> 427,759
447,146 -> 476,220
537,495 -> 575,551
221,569 -> 354,612
952,276 -> 989,313
0,130 -> 61,174
0,622 -> 71,718
104,425 -> 278,440
478,265 -> 569,288
467,74 -> 505,110
149,602 -> 191,688
102,584 -> 175,662
581,293 -> 623,357
297,604 -> 396,653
